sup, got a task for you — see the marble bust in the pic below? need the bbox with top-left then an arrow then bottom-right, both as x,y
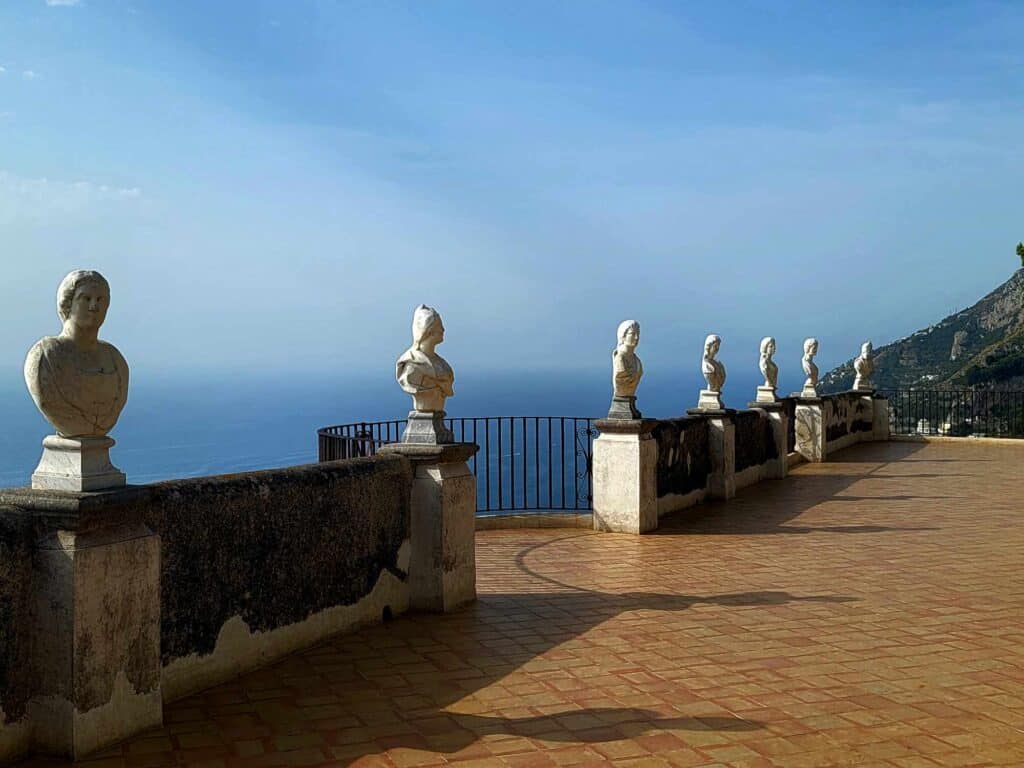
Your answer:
853,341 -> 874,391
801,337 -> 820,398
608,319 -> 643,419
702,334 -> 726,392
25,270 -> 129,438
24,270 -> 129,489
396,305 -> 455,443
696,334 -> 726,410
755,336 -> 779,403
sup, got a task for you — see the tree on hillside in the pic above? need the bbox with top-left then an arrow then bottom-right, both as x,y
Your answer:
1018,241 -> 1024,267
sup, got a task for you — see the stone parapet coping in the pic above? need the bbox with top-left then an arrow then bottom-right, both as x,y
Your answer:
379,442 -> 478,464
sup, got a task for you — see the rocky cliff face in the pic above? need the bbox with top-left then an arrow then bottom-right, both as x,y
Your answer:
823,270 -> 1024,390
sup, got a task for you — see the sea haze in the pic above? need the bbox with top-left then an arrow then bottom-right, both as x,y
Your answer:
0,367 -> 771,487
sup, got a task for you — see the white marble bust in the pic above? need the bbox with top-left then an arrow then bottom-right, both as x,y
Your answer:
702,334 -> 726,393
802,337 -> 820,397
612,320 -> 643,398
24,270 -> 129,438
854,341 -> 874,390
759,336 -> 778,390
396,305 -> 455,413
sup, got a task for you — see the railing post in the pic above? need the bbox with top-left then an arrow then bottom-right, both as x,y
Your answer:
591,419 -> 658,533
871,393 -> 890,441
0,487 -> 162,760
704,412 -> 737,498
749,402 -> 788,478
379,443 -> 479,612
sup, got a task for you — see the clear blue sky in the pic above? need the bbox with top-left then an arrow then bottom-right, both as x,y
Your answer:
2,0 -> 1022,385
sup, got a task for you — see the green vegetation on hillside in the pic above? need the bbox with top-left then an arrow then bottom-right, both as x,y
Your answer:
822,269 -> 1024,391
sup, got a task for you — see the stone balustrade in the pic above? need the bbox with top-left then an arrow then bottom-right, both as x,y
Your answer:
592,390 -> 890,534
0,450 -> 478,763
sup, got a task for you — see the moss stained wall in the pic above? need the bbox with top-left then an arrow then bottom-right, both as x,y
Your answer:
652,417 -> 710,499
733,410 -> 778,472
142,455 -> 412,666
0,508 -> 33,723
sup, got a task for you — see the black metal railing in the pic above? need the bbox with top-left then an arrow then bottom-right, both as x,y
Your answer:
318,417 -> 597,514
881,388 -> 1024,438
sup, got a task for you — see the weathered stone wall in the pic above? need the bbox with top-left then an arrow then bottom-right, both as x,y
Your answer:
0,508 -> 34,759
145,455 -> 413,700
652,417 -> 711,515
0,453 -> 414,760
733,410 -> 778,473
825,392 -> 874,452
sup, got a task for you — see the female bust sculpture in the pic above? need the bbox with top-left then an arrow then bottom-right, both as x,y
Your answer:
759,336 -> 778,390
612,320 -> 643,398
854,341 -> 874,390
702,334 -> 726,393
24,270 -> 129,438
608,319 -> 643,418
396,305 -> 455,413
802,337 -> 820,397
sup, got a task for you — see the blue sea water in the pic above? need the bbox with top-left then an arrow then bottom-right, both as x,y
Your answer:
0,368 -> 769,488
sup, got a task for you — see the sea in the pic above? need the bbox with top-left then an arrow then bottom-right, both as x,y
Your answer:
0,368 -> 776,488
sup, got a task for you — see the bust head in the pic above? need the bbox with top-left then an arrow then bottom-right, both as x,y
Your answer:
411,305 -> 444,351
57,270 -> 110,335
860,341 -> 872,357
760,336 -> 776,358
804,337 -> 818,357
704,334 -> 721,359
617,320 -> 640,349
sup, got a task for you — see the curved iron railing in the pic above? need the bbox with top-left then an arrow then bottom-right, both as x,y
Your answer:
318,417 -> 597,514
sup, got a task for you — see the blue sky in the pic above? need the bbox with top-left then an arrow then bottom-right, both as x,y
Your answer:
2,0 -> 1022,388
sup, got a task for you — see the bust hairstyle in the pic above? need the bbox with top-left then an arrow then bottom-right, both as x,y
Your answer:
804,337 -> 818,355
760,336 -> 774,356
617,320 -> 640,345
57,270 -> 109,323
411,305 -> 442,347
704,334 -> 720,354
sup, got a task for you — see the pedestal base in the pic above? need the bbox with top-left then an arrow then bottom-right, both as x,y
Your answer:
402,411 -> 454,445
696,389 -> 724,410
379,443 -> 478,612
607,395 -> 642,420
592,420 -> 657,534
755,385 -> 778,404
799,386 -> 819,399
32,435 -> 126,492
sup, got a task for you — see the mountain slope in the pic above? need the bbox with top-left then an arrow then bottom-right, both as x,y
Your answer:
823,269 -> 1024,390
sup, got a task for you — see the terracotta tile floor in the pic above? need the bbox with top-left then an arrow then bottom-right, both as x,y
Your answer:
28,440 -> 1024,767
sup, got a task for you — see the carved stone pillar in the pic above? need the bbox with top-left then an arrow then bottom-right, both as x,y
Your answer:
592,419 -> 658,534
795,398 -> 826,462
380,443 -> 478,612
0,487 -> 161,760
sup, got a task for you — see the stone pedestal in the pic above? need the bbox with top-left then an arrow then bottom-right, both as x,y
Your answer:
696,389 -> 724,410
401,411 -> 454,445
794,397 -> 826,462
688,409 -> 736,499
0,487 -> 161,760
871,393 -> 890,440
31,435 -> 125,492
380,443 -> 478,612
755,386 -> 778,404
748,401 -> 788,478
607,395 -> 642,420
592,419 -> 658,534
